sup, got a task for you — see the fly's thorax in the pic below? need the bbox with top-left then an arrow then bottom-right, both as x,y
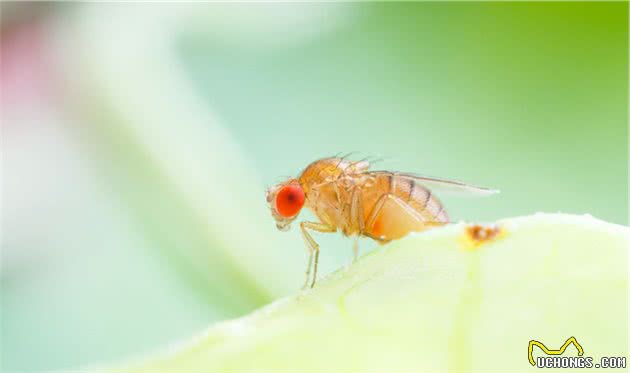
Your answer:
300,173 -> 370,235
299,159 -> 342,195
298,157 -> 370,196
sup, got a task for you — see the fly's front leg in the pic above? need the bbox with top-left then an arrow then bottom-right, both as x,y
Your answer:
301,248 -> 314,290
300,221 -> 336,288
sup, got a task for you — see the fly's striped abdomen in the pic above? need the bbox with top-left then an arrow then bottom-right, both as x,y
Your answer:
391,173 -> 449,223
359,172 -> 449,241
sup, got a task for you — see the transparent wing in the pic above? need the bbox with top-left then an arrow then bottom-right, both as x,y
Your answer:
367,171 -> 499,197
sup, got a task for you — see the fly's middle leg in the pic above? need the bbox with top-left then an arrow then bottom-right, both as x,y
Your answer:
349,187 -> 364,262
300,221 -> 336,289
350,187 -> 365,234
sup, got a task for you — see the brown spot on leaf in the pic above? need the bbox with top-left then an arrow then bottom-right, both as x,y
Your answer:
461,224 -> 503,250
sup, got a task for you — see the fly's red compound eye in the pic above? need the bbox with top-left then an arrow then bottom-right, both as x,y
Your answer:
275,184 -> 305,218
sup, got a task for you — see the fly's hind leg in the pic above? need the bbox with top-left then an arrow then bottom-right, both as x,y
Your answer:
365,193 -> 428,234
365,193 -> 394,233
300,221 -> 336,289
365,193 -> 437,241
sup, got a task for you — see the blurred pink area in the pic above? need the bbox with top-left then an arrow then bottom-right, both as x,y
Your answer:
1,12 -> 77,275
1,20 -> 58,122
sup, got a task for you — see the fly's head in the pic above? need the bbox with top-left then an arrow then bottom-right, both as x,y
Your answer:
266,179 -> 305,231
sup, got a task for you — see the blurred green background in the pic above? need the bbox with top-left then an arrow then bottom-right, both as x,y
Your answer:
1,2 -> 627,372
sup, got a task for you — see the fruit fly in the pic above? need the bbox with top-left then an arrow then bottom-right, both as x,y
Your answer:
265,155 -> 498,289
